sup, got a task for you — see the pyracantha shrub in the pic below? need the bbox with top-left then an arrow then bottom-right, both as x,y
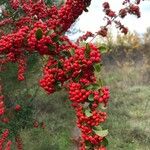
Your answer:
0,0 -> 143,149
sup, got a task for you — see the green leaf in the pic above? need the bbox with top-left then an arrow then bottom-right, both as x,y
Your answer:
73,71 -> 83,82
36,28 -> 43,40
46,29 -> 54,35
94,129 -> 108,137
101,137 -> 109,147
98,45 -> 108,54
45,0 -> 52,5
98,104 -> 107,110
94,63 -> 102,72
60,51 -> 71,58
85,140 -> 91,149
84,8 -> 89,12
93,125 -> 102,131
85,109 -> 92,117
69,49 -> 75,56
85,84 -> 93,90
52,35 -> 63,45
57,61 -> 63,69
55,81 -> 62,90
47,44 -> 55,52
88,94 -> 94,102
85,84 -> 100,90
85,43 -> 90,58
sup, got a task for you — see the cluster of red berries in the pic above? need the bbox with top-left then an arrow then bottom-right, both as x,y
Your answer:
15,136 -> 23,150
0,96 -> 5,116
33,120 -> 46,129
76,32 -> 94,44
96,0 -> 142,39
0,0 -> 143,149
17,57 -> 26,81
0,129 -> 12,150
69,82 -> 109,149
69,83 -> 91,103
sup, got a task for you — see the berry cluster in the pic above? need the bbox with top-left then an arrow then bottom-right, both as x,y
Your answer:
0,129 -> 12,150
0,96 -> 5,116
0,0 -> 143,149
69,83 -> 109,149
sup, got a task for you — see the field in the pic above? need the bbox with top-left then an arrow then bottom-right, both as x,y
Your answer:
16,56 -> 150,150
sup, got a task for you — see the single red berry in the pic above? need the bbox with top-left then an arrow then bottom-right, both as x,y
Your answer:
15,104 -> 21,111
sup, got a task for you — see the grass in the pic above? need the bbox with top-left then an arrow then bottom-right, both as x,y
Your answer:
2,56 -> 150,150
18,61 -> 150,150
102,62 -> 150,150
20,91 -> 75,150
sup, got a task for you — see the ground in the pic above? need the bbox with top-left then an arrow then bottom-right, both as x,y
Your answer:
18,59 -> 150,150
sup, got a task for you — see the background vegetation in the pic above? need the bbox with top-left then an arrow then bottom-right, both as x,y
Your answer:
1,28 -> 149,149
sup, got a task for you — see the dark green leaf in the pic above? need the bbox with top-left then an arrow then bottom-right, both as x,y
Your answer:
73,71 -> 83,82
84,8 -> 89,12
94,63 -> 102,72
101,137 -> 109,147
47,44 -> 55,52
60,51 -> 71,58
85,43 -> 91,58
85,140 -> 91,149
58,61 -> 63,69
55,81 -> 62,90
36,28 -> 43,40
52,35 -> 59,42
52,35 -> 63,45
85,84 -> 100,90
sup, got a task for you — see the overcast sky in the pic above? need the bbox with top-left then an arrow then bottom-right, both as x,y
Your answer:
69,0 -> 150,39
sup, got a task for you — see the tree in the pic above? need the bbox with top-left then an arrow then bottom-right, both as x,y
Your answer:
0,0 -> 143,150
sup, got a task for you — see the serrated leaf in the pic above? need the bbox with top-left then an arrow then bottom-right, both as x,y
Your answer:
94,63 -> 102,72
94,129 -> 108,137
88,94 -> 94,101
85,109 -> 92,117
36,28 -> 43,40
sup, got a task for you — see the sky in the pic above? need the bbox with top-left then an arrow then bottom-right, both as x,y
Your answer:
69,0 -> 150,40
